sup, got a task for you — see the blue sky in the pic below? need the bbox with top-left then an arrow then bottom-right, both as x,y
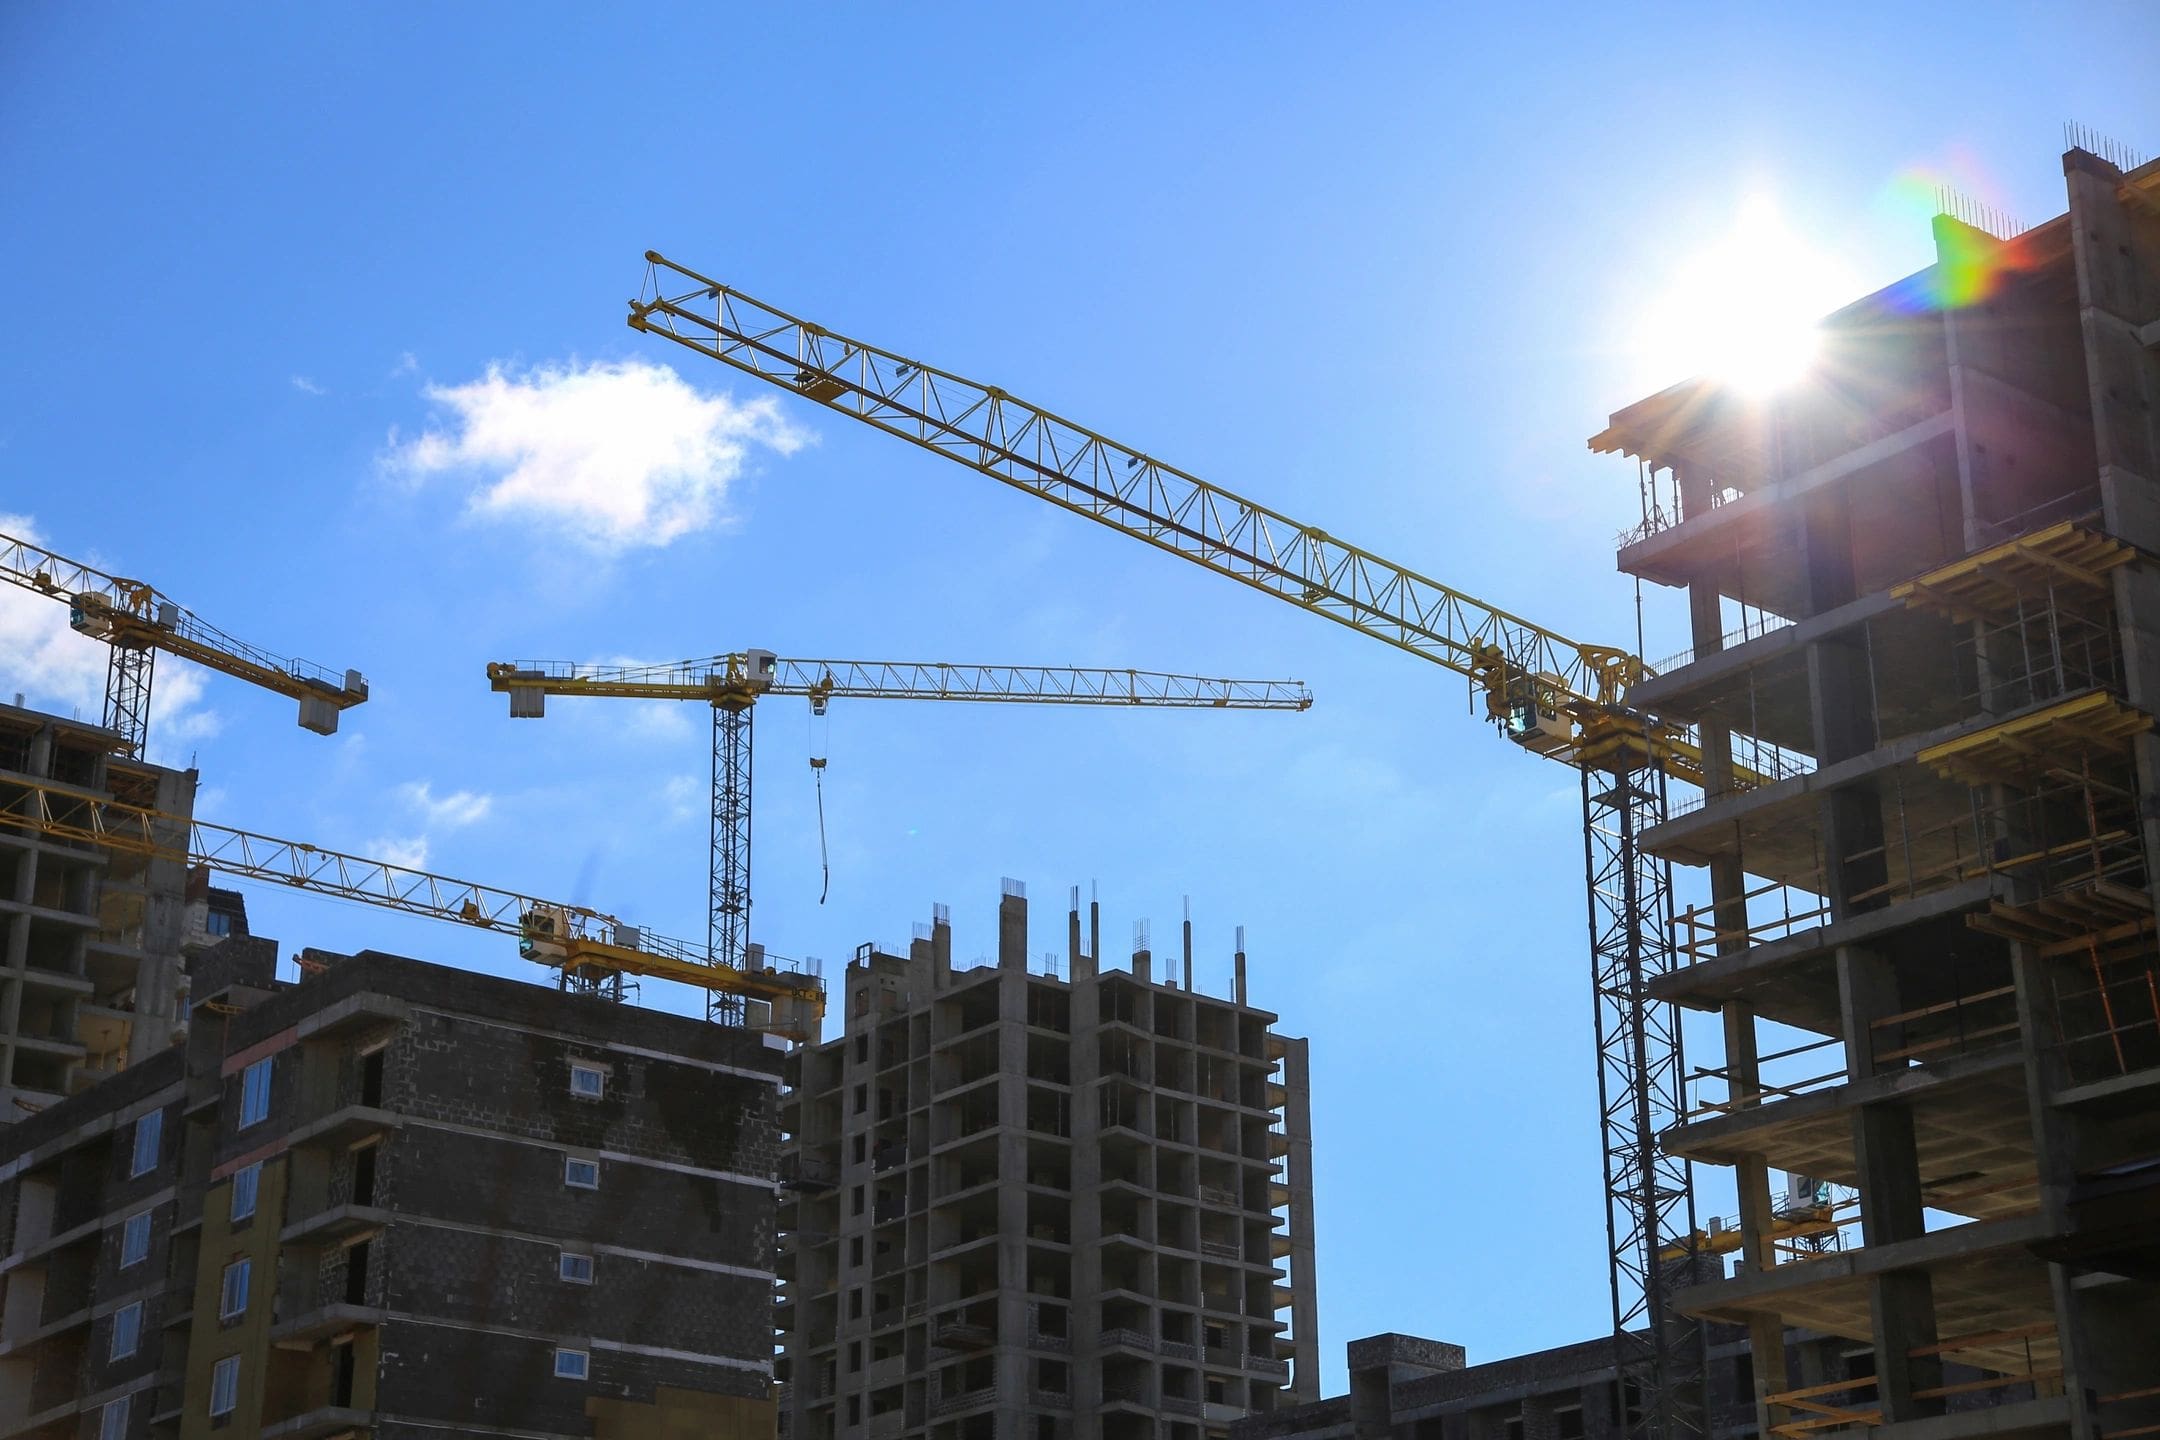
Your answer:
4,2 -> 2155,1388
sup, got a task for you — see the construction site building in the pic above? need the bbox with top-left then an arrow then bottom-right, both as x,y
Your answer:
1232,1321 -> 2036,1440
776,882 -> 1319,1440
1592,146 -> 2160,1430
0,703 -> 195,1119
0,935 -> 784,1440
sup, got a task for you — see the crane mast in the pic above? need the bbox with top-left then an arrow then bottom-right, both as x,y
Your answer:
627,257 -> 1711,1440
0,528 -> 369,751
489,651 -> 1311,1024
0,770 -> 825,1040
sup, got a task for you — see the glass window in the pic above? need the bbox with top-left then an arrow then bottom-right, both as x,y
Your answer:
559,1251 -> 594,1284
100,1396 -> 130,1440
219,1258 -> 251,1320
563,1157 -> 599,1190
120,1210 -> 152,1268
209,1355 -> 240,1416
570,1063 -> 605,1098
110,1301 -> 142,1360
553,1348 -> 589,1380
230,1163 -> 261,1223
129,1111 -> 162,1177
239,1057 -> 273,1128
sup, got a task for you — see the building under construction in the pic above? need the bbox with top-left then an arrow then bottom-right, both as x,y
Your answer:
1591,144 -> 2160,1431
776,884 -> 1319,1440
0,703 -> 195,1117
0,931 -> 784,1439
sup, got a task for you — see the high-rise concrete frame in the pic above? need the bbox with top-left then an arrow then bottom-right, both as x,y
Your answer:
777,883 -> 1319,1440
0,702 -> 195,1115
1593,145 -> 2160,1435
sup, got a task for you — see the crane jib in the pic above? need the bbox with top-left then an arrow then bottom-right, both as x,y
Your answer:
639,292 -> 1504,682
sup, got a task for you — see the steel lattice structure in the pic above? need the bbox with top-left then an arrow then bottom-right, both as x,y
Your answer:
626,254 -> 1728,1438
103,643 -> 155,753
712,702 -> 754,1024
0,527 -> 369,751
488,651 -> 1309,1026
1585,764 -> 1706,1440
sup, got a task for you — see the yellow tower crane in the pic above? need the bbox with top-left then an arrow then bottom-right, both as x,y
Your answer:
0,769 -> 825,1041
486,651 -> 1311,1022
625,254 -> 1758,1440
0,527 -> 369,753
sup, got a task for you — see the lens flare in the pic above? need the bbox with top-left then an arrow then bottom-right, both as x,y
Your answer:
1634,191 -> 1855,396
1877,160 -> 2033,311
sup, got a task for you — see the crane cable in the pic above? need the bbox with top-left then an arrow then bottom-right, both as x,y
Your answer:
809,703 -> 831,904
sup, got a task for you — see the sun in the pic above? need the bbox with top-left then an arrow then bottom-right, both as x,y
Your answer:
1636,191 -> 1854,397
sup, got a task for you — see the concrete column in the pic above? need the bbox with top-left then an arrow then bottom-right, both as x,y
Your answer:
1069,959 -> 1105,1440
1837,945 -> 1940,1416
1181,899 -> 1194,994
1233,929 -> 1248,1007
1089,890 -> 1100,977
1280,1036 -> 1320,1404
994,968 -> 1032,1431
999,881 -> 1027,971
1069,888 -> 1096,983
129,765 -> 196,1060
1852,1102 -> 1942,1419
932,907 -> 953,986
2011,941 -> 2106,1439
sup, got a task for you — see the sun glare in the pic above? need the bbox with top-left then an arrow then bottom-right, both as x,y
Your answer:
1637,192 -> 1854,397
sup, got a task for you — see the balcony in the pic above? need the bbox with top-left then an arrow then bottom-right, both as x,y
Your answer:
281,1203 -> 393,1248
270,1302 -> 386,1348
286,1104 -> 398,1151
931,1386 -> 996,1418
1098,1327 -> 1155,1354
262,1407 -> 374,1439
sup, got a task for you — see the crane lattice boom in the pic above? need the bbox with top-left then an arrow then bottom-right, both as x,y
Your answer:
487,655 -> 1311,710
630,254 -> 1641,724
0,528 -> 369,745
0,771 -> 823,1036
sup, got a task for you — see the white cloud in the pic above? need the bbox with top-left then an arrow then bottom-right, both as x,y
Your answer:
390,352 -> 418,377
397,780 -> 493,828
660,773 -> 702,823
381,358 -> 807,552
290,375 -> 327,396
0,513 -> 220,761
367,835 -> 431,870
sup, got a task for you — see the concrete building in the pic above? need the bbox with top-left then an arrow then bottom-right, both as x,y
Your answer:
776,883 -> 1319,1440
0,934 -> 785,1439
1589,144 -> 2160,1432
1230,1326 -> 2019,1440
0,703 -> 196,1119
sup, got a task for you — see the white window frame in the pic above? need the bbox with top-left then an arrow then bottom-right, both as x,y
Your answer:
109,1300 -> 142,1360
209,1354 -> 240,1416
239,1057 -> 273,1129
99,1394 -> 130,1440
553,1347 -> 590,1380
230,1162 -> 261,1223
129,1111 -> 161,1178
219,1257 -> 251,1320
569,1063 -> 605,1099
558,1251 -> 594,1284
563,1156 -> 599,1190
120,1209 -> 152,1268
